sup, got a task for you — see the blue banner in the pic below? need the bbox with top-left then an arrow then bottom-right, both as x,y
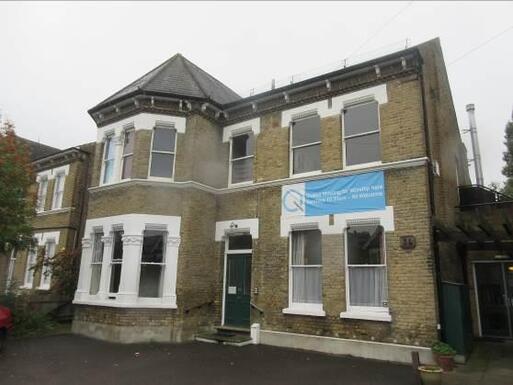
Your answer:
281,171 -> 385,217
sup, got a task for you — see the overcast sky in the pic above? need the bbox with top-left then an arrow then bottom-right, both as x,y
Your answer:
1,1 -> 512,185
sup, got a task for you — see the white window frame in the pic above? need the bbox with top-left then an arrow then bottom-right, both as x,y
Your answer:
283,229 -> 325,317
101,134 -> 116,185
228,132 -> 254,186
89,231 -> 104,295
342,220 -> 391,322
138,230 -> 167,298
36,177 -> 48,212
38,239 -> 56,290
6,248 -> 17,292
342,100 -> 382,170
289,114 -> 322,178
108,229 -> 124,296
120,129 -> 135,180
148,125 -> 177,181
22,245 -> 38,289
51,172 -> 65,209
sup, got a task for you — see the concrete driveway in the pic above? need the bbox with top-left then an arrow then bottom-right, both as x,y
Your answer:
0,334 -> 416,385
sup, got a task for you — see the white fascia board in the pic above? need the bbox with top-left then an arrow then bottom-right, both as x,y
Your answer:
281,84 -> 388,127
96,113 -> 187,142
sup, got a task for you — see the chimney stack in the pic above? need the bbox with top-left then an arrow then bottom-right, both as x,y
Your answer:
466,104 -> 484,186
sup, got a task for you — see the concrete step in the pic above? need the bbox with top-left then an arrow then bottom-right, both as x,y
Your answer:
195,329 -> 252,347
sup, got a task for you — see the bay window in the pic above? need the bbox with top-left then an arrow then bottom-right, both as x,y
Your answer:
291,115 -> 321,175
102,135 -> 115,184
39,240 -> 56,290
149,126 -> 176,178
288,229 -> 323,311
138,230 -> 166,298
36,177 -> 48,212
121,129 -> 135,179
343,101 -> 380,166
89,231 -> 104,295
346,222 -> 388,312
52,173 -> 65,209
109,230 -> 124,294
230,133 -> 254,184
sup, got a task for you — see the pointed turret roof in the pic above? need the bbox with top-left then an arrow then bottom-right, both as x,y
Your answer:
91,54 -> 241,112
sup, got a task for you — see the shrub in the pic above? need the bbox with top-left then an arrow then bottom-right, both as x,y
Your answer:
431,341 -> 456,356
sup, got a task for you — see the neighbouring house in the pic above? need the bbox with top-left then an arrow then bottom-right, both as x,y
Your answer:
67,37 -> 473,364
3,138 -> 94,313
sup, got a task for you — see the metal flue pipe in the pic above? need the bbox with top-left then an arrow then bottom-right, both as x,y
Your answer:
466,103 -> 484,186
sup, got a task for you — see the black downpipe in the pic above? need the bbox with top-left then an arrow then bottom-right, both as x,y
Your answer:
418,60 -> 444,341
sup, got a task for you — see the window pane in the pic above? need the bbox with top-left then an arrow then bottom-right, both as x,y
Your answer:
232,134 -> 254,159
150,153 -> 174,178
121,155 -> 133,179
104,137 -> 115,160
141,231 -> 164,263
292,230 -> 321,265
344,102 -> 379,137
292,266 -> 322,303
92,232 -> 104,263
347,224 -> 384,265
293,144 -> 320,174
292,115 -> 321,146
228,234 -> 252,250
152,127 -> 176,152
349,266 -> 387,307
90,264 -> 102,295
345,133 -> 380,166
109,264 -> 122,293
139,265 -> 163,298
103,159 -> 114,183
231,157 -> 253,184
123,130 -> 135,155
112,231 -> 124,261
41,242 -> 55,286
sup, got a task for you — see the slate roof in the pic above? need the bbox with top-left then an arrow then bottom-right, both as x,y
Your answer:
91,54 -> 241,112
16,136 -> 61,161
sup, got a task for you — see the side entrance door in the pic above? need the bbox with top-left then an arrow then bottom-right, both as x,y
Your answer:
475,262 -> 513,338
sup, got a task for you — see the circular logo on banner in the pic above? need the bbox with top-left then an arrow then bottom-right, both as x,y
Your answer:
283,189 -> 305,214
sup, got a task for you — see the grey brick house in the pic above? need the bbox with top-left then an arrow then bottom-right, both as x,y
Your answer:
69,38 -> 472,363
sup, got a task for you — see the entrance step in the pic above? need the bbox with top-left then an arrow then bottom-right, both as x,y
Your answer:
196,326 -> 252,347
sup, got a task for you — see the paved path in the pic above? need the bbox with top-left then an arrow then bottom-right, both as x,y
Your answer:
0,334 -> 416,385
442,341 -> 513,385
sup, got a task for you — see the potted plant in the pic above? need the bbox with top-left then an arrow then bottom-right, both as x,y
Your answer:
431,341 -> 456,371
418,365 -> 443,385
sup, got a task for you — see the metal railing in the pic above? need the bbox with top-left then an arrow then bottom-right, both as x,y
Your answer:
458,185 -> 513,208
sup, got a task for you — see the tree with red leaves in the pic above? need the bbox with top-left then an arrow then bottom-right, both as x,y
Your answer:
0,120 -> 35,252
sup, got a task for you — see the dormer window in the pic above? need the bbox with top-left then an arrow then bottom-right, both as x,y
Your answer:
103,135 -> 115,184
149,126 -> 176,179
290,115 -> 321,175
230,133 -> 254,184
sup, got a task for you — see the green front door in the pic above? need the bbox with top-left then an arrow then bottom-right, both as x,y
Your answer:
224,253 -> 251,327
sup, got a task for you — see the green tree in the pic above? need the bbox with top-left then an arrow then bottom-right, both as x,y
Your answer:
0,120 -> 35,252
502,114 -> 513,197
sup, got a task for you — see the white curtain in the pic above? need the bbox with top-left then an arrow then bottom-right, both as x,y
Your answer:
292,232 -> 321,304
348,266 -> 387,307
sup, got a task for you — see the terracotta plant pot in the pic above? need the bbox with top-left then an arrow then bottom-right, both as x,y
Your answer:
418,365 -> 443,385
434,353 -> 455,372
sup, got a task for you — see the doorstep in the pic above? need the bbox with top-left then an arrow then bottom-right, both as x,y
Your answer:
196,325 -> 252,347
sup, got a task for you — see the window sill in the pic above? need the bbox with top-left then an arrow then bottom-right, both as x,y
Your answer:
19,284 -> 33,290
290,170 -> 323,179
340,310 -> 391,322
283,306 -> 326,317
228,180 -> 254,188
36,286 -> 50,291
73,298 -> 178,309
36,207 -> 72,216
343,161 -> 383,172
